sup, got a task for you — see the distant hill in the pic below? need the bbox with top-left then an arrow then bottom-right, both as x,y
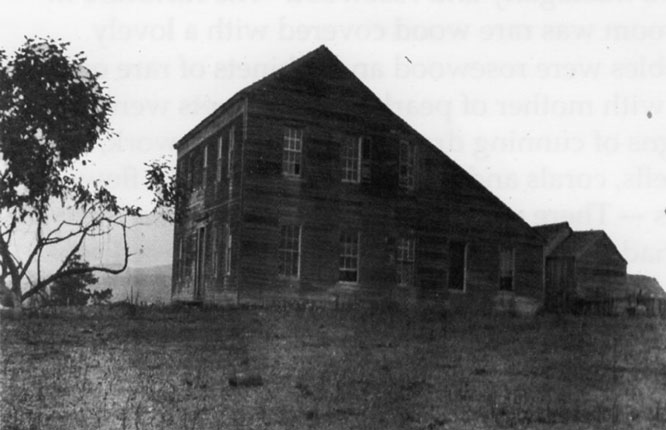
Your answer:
94,264 -> 172,304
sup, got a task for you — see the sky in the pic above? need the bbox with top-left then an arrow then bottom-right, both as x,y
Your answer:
2,0 -> 666,286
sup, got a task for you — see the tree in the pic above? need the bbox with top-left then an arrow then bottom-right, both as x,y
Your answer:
0,36 -> 145,306
48,253 -> 112,306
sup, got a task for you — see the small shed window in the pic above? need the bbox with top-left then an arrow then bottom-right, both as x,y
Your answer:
499,247 -> 515,291
282,127 -> 303,176
399,139 -> 415,189
278,224 -> 301,279
339,230 -> 360,283
397,237 -> 415,286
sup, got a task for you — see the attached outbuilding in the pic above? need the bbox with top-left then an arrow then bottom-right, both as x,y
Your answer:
534,222 -> 627,306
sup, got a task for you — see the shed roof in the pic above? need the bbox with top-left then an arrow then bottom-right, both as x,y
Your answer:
551,230 -> 627,263
533,221 -> 571,244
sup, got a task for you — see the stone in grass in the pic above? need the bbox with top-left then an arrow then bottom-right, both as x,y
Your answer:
228,372 -> 263,388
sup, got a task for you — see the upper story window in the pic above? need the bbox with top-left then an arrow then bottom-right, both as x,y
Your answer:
282,127 -> 303,177
399,139 -> 415,189
342,136 -> 372,184
278,224 -> 301,279
228,126 -> 236,195
396,237 -> 416,286
499,247 -> 515,291
190,150 -> 203,190
203,144 -> 209,188
216,136 -> 223,182
227,126 -> 235,180
339,230 -> 360,283
342,137 -> 361,183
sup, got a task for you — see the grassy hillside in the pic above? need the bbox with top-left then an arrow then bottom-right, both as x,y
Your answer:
2,305 -> 666,429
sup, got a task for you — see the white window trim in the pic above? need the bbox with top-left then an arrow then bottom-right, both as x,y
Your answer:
216,136 -> 223,182
342,137 -> 362,184
227,126 -> 235,179
339,230 -> 360,284
278,224 -> 302,280
396,237 -> 416,286
399,139 -> 415,190
225,224 -> 232,276
282,127 -> 303,177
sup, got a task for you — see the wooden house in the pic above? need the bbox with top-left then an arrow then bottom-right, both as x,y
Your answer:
171,46 -> 544,309
534,222 -> 627,305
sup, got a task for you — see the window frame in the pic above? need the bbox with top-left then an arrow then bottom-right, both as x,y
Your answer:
282,127 -> 303,177
399,139 -> 416,190
224,224 -> 232,276
278,224 -> 302,280
339,230 -> 360,284
342,136 -> 361,183
396,237 -> 416,287
216,136 -> 223,183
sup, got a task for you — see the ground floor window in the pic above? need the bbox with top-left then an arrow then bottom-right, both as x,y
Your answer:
339,230 -> 359,283
225,224 -> 232,276
396,237 -> 415,286
278,224 -> 301,279
448,241 -> 467,291
499,247 -> 514,291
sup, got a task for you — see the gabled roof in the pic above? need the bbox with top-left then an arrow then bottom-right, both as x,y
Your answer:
175,45 -> 360,149
551,230 -> 627,263
174,45 -> 543,243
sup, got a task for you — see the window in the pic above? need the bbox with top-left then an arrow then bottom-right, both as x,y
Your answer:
278,224 -> 301,279
499,247 -> 514,291
399,139 -> 415,189
361,137 -> 372,183
203,144 -> 208,188
227,126 -> 235,179
211,225 -> 218,277
342,136 -> 372,184
216,136 -> 223,182
282,127 -> 303,176
225,224 -> 232,276
177,238 -> 184,280
448,241 -> 467,291
339,230 -> 359,283
396,238 -> 415,286
342,137 -> 361,183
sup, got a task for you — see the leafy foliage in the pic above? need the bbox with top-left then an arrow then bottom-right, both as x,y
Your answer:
48,253 -> 112,306
0,36 -> 142,305
0,36 -> 115,219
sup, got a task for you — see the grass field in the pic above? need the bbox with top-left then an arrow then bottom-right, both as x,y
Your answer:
2,303 -> 666,429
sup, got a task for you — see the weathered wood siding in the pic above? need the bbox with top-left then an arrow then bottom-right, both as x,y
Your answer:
172,47 -> 544,307
234,55 -> 544,307
172,109 -> 245,304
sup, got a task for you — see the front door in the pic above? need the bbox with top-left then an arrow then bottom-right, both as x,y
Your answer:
194,226 -> 206,301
